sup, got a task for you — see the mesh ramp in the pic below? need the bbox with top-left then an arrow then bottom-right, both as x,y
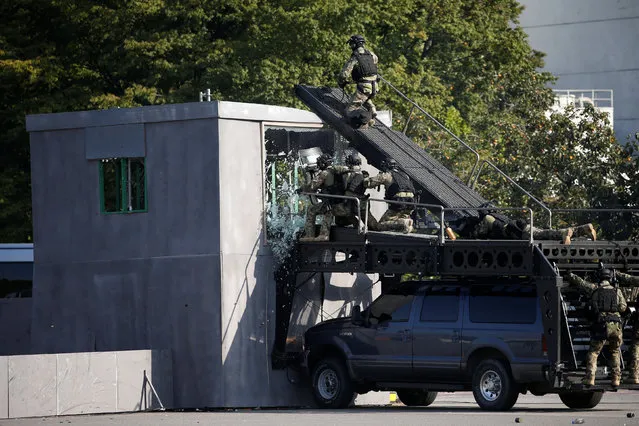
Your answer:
294,84 -> 487,217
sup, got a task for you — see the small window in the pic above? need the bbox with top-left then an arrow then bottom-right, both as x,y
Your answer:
469,286 -> 537,324
99,158 -> 147,213
368,294 -> 415,324
420,288 -> 460,322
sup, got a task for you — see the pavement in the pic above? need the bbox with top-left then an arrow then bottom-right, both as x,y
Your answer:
1,391 -> 639,426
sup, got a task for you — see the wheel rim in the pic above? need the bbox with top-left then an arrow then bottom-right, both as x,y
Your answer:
480,369 -> 502,402
317,368 -> 340,400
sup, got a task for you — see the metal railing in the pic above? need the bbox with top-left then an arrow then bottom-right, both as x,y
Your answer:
378,75 -> 481,186
367,197 -> 446,243
552,89 -> 613,109
378,75 -> 553,226
471,161 -> 553,227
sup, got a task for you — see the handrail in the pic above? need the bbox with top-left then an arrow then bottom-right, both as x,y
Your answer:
472,160 -> 553,227
377,74 -> 481,186
442,206 -> 535,244
367,197 -> 446,243
300,192 -> 362,234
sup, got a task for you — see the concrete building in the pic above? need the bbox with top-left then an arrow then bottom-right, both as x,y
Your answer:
18,100 -> 389,414
518,0 -> 639,142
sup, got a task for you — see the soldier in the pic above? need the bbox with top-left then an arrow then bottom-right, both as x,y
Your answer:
565,268 -> 628,386
616,272 -> 639,384
338,34 -> 379,127
457,212 -> 596,244
364,158 -> 415,233
297,153 -> 344,242
331,152 -> 379,231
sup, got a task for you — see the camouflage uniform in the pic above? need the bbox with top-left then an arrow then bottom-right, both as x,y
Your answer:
338,46 -> 379,120
473,215 -> 596,243
299,168 -> 340,242
566,273 -> 628,386
617,272 -> 639,383
364,171 -> 413,233
332,164 -> 379,232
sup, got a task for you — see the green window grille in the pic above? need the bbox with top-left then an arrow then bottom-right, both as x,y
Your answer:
99,158 -> 147,214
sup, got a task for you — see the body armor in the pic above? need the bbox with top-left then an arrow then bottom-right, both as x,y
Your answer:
386,170 -> 415,201
591,286 -> 619,315
351,50 -> 378,82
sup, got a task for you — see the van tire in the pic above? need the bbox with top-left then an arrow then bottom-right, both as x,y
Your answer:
472,359 -> 519,411
311,357 -> 355,409
559,391 -> 604,409
397,390 -> 438,406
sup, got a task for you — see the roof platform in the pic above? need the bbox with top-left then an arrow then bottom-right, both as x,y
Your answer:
294,84 -> 488,218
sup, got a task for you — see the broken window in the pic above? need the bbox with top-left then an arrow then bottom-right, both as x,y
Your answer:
99,158 -> 146,213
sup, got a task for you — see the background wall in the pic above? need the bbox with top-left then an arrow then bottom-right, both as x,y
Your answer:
518,0 -> 639,141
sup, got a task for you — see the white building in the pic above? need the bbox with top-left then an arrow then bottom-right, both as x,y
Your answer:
518,0 -> 639,142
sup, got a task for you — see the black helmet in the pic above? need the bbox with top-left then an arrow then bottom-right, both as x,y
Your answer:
317,153 -> 333,170
348,34 -> 365,49
345,152 -> 361,167
598,267 -> 613,281
380,158 -> 397,172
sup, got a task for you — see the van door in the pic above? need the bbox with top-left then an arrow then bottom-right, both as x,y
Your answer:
411,287 -> 463,380
350,293 -> 415,382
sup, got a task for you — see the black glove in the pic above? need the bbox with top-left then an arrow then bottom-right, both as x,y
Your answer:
338,81 -> 346,89
295,187 -> 303,194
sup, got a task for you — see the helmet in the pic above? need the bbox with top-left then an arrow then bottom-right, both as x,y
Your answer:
598,267 -> 613,281
345,152 -> 361,167
348,34 -> 365,49
317,153 -> 333,170
380,158 -> 397,172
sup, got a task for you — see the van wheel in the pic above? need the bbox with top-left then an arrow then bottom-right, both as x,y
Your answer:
472,359 -> 519,411
559,391 -> 604,409
397,390 -> 438,406
311,357 -> 355,409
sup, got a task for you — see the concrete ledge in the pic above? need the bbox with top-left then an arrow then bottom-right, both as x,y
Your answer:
2,349 -> 172,419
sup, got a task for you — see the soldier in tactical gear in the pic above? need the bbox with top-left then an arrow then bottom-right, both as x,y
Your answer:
298,153 -> 344,241
364,158 -> 415,233
616,272 -> 639,384
332,151 -> 379,231
338,35 -> 379,128
455,211 -> 597,244
566,267 -> 628,387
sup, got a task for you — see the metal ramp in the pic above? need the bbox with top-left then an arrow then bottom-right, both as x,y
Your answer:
294,84 -> 487,218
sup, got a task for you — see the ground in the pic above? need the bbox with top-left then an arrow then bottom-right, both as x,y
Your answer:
2,391 -> 638,426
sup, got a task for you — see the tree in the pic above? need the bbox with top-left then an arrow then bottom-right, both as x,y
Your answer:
1,0 -> 637,241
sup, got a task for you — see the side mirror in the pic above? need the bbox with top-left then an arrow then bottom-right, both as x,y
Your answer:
351,306 -> 362,325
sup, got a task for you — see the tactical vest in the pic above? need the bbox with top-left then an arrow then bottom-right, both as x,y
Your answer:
344,171 -> 365,196
322,169 -> 345,201
591,286 -> 618,315
386,170 -> 415,200
351,49 -> 378,82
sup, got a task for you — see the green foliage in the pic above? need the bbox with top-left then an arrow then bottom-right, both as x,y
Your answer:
1,0 -> 638,241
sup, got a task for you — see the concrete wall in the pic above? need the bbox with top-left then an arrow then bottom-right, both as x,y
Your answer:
25,100 -> 389,411
0,299 -> 31,355
518,0 -> 639,141
29,111 -> 223,408
0,349 -> 171,419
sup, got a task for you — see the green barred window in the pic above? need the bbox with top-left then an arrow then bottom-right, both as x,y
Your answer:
99,158 -> 147,214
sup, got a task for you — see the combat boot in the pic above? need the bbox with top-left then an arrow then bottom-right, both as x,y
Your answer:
445,227 -> 457,240
313,234 -> 330,242
611,375 -> 621,387
574,223 -> 597,241
581,375 -> 595,387
562,227 -> 574,245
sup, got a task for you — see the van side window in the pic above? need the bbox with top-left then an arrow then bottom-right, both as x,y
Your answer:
469,286 -> 537,324
368,294 -> 414,324
420,289 -> 460,322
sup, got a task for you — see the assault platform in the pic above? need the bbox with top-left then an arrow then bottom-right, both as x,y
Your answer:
272,83 -> 639,393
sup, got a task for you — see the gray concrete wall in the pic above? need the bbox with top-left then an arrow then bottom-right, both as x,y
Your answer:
0,299 -> 31,355
29,112 -> 223,408
1,349 -> 171,419
518,0 -> 639,141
